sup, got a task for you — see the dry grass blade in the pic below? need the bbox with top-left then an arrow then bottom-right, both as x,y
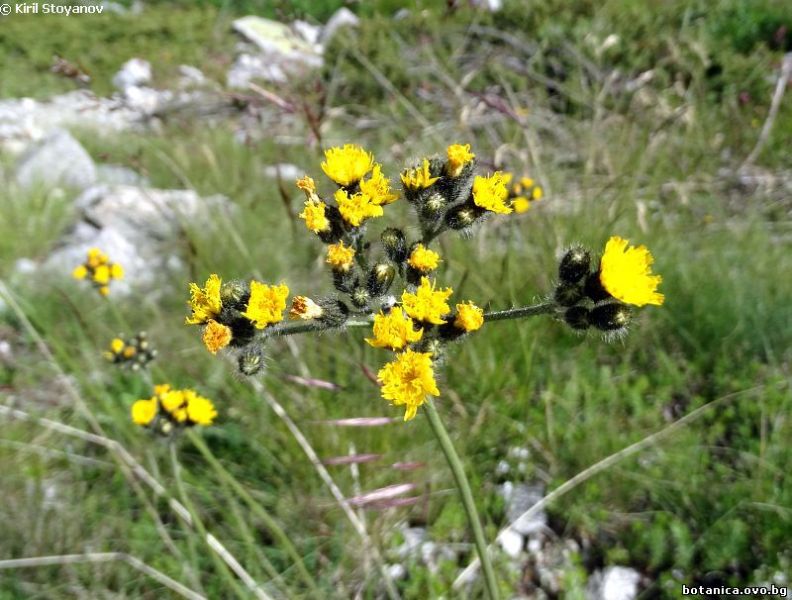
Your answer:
347,483 -> 416,507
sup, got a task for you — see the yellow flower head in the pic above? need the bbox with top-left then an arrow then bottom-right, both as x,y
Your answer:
532,186 -> 543,200
401,159 -> 440,191
599,236 -> 664,307
454,301 -> 484,332
111,263 -> 124,280
296,175 -> 317,195
360,164 -> 399,205
511,197 -> 531,213
321,144 -> 374,186
446,143 -> 475,177
472,172 -> 512,214
110,338 -> 125,354
335,189 -> 383,227
86,248 -> 108,269
377,349 -> 440,421
122,346 -> 137,359
401,277 -> 453,325
242,281 -> 289,329
161,389 -> 188,422
326,241 -> 356,272
72,265 -> 88,280
202,320 -> 232,354
154,383 -> 172,397
186,274 -> 223,325
93,264 -> 111,285
366,309 -> 423,351
183,390 -> 218,426
98,286 -> 110,296
290,296 -> 324,320
299,199 -> 330,233
131,398 -> 158,426
407,244 -> 441,273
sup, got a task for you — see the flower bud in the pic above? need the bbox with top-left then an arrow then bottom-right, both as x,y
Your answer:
584,271 -> 610,302
220,279 -> 250,310
332,270 -> 356,294
445,205 -> 484,230
554,281 -> 584,307
558,246 -> 591,284
381,228 -> 408,264
317,205 -> 346,244
350,286 -> 371,309
238,344 -> 265,376
317,298 -> 350,327
589,303 -> 631,331
367,264 -> 396,298
563,306 -> 590,330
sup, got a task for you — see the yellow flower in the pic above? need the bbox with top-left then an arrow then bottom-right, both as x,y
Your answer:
131,398 -> 158,426
401,277 -> 452,325
454,302 -> 484,332
183,390 -> 217,426
366,309 -> 423,350
202,320 -> 232,354
122,346 -> 137,358
111,263 -> 124,280
290,296 -> 324,320
511,197 -> 531,213
377,349 -> 440,421
532,186 -> 543,200
154,383 -> 171,397
86,248 -> 108,269
161,389 -> 188,422
299,199 -> 330,233
72,265 -> 88,280
401,159 -> 440,191
110,338 -> 125,354
93,264 -> 111,285
242,281 -> 289,329
407,244 -> 441,273
186,274 -> 223,325
335,189 -> 383,227
360,164 -> 399,205
326,241 -> 356,272
296,175 -> 317,195
472,172 -> 512,214
321,144 -> 374,186
599,236 -> 664,307
446,143 -> 475,177
98,286 -> 110,296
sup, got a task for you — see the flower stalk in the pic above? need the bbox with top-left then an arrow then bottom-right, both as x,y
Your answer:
424,398 -> 499,600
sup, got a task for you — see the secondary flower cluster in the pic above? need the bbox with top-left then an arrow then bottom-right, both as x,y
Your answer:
104,332 -> 157,370
503,173 -> 544,214
554,236 -> 665,337
72,248 -> 124,296
131,384 -> 217,432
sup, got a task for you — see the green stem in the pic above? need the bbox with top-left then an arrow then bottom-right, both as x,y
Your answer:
268,302 -> 555,338
424,399 -> 499,600
187,431 -> 321,598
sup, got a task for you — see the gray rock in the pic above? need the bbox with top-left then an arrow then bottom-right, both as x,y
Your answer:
386,564 -> 407,580
395,526 -> 427,559
39,185 -> 232,293
293,20 -> 322,47
95,164 -> 149,187
500,482 -> 547,536
228,53 -> 288,87
321,8 -> 360,44
586,566 -> 642,600
112,58 -> 152,92
178,65 -> 208,88
16,129 -> 96,191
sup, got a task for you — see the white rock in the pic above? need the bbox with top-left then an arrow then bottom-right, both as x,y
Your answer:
16,129 -> 96,191
386,564 -> 407,580
470,0 -> 503,11
0,340 -> 12,364
500,482 -> 547,536
112,58 -> 152,92
498,527 -> 524,559
122,86 -> 171,114
395,526 -> 427,558
14,258 -> 38,275
228,53 -> 288,87
38,185 -> 231,293
293,20 -> 322,46
321,8 -> 360,44
178,65 -> 208,88
587,566 -> 641,600
95,164 -> 149,187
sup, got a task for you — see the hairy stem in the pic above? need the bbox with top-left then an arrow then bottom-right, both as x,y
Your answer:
424,399 -> 499,600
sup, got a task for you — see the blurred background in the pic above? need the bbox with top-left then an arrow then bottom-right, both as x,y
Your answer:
1,0 -> 790,598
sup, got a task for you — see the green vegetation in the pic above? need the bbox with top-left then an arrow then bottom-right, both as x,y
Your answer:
1,0 -> 790,597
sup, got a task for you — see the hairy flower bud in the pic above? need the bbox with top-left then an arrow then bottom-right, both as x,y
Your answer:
589,303 -> 631,331
445,205 -> 484,230
220,279 -> 250,310
367,263 -> 396,298
350,286 -> 371,309
563,306 -> 590,330
554,282 -> 584,307
381,228 -> 408,264
238,344 -> 265,376
584,271 -> 610,302
558,246 -> 591,284
317,298 -> 350,327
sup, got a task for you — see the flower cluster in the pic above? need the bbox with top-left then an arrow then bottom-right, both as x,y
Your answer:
131,384 -> 217,432
72,248 -> 124,296
503,173 -> 544,214
104,332 -> 157,370
554,236 -> 664,337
